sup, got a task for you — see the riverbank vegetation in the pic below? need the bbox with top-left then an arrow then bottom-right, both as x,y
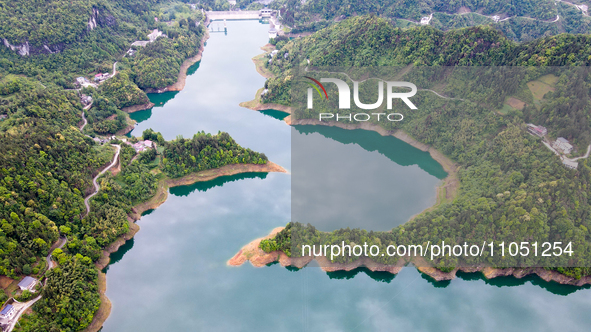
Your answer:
0,1 -> 265,330
258,15 -> 591,276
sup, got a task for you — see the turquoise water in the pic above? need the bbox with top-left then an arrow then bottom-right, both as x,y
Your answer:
102,20 -> 591,332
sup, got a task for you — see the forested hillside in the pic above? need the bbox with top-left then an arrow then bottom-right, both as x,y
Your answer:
271,0 -> 591,41
260,16 -> 591,277
0,1 -> 267,331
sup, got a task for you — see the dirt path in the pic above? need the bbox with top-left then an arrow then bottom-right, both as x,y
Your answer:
83,145 -> 121,217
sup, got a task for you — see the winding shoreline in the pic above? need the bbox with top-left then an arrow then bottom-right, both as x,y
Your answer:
228,227 -> 591,287
121,102 -> 156,113
144,18 -> 211,94
84,161 -> 287,332
233,47 -> 590,288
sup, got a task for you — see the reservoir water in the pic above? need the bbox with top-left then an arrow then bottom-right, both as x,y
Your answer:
104,20 -> 591,331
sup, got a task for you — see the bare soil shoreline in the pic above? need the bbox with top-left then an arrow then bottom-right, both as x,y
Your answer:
144,19 -> 210,94
232,47 -> 589,288
228,227 -> 591,287
85,161 -> 287,332
121,102 -> 155,113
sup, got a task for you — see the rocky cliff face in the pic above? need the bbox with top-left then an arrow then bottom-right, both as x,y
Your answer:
3,38 -> 30,56
2,6 -> 117,56
87,7 -> 99,31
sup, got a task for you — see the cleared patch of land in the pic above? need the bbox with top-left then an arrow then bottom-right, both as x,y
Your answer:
527,74 -> 557,102
506,97 -> 525,110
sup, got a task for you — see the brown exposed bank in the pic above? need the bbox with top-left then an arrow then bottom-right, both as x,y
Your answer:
229,228 -> 591,287
85,161 -> 286,332
145,19 -> 211,94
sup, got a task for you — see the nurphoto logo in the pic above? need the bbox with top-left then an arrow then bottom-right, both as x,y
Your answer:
304,76 -> 417,122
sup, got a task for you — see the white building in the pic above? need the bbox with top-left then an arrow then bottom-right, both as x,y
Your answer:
562,158 -> 578,170
269,28 -> 277,39
260,8 -> 273,17
18,276 -> 38,292
553,137 -> 573,155
148,29 -> 163,42
0,304 -> 15,320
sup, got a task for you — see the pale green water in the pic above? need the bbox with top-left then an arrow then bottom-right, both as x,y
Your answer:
103,20 -> 591,332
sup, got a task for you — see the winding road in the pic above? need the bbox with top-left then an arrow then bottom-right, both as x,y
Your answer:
83,144 -> 121,217
44,237 -> 68,274
567,143 -> 591,162
80,102 -> 91,131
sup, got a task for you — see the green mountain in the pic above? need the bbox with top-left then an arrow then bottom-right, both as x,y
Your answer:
271,0 -> 591,41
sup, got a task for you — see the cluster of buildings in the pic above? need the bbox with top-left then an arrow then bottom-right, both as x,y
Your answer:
126,139 -> 154,152
0,277 -> 39,321
528,123 -> 578,169
93,72 -> 111,83
75,76 -> 97,89
131,29 -> 165,48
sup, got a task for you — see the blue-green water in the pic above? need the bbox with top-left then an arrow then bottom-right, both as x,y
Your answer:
103,20 -> 591,332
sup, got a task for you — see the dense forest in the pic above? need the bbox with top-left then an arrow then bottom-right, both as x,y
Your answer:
0,1 -> 268,331
259,16 -> 591,276
270,0 -> 591,41
160,131 -> 268,178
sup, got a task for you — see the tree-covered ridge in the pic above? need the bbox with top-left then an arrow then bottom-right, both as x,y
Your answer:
257,16 -> 591,276
0,121 -> 113,278
262,16 -> 591,104
0,0 -> 94,47
99,71 -> 149,108
15,257 -> 100,332
0,0 -> 206,90
83,95 -> 128,135
272,0 -> 591,41
158,131 -> 269,178
131,22 -> 205,90
0,82 -> 82,128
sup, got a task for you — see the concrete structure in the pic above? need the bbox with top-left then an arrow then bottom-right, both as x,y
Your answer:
18,276 -> 38,292
553,137 -> 573,154
80,94 -> 92,106
207,11 -> 260,21
131,40 -> 150,47
207,9 -> 276,21
93,73 -> 110,82
420,14 -> 433,25
260,8 -> 273,17
527,124 -> 547,137
148,29 -> 163,42
0,305 -> 15,320
269,27 -> 277,38
562,158 -> 578,169
128,140 -> 154,152
131,29 -> 165,47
